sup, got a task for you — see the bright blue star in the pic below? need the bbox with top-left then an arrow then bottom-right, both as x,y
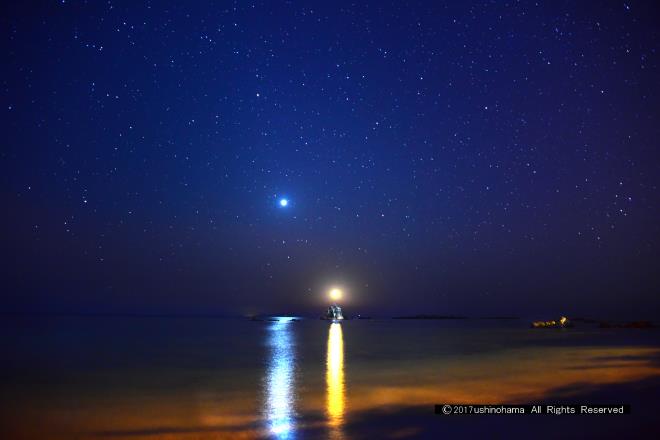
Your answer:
279,198 -> 289,207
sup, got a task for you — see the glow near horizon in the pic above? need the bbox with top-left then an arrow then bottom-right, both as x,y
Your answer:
329,288 -> 343,302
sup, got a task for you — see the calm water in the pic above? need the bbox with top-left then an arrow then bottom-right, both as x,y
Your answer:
2,317 -> 660,439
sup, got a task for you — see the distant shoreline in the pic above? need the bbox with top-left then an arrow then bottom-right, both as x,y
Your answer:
392,315 -> 469,320
390,315 -> 521,320
3,312 -> 659,327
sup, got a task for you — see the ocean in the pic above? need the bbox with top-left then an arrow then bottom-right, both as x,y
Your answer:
1,316 -> 659,439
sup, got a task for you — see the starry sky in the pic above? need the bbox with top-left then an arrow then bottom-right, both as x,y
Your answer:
2,1 -> 659,318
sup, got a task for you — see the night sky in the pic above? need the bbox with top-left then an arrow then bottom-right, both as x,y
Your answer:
2,1 -> 659,318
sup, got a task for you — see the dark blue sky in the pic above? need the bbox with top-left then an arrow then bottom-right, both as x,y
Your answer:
2,1 -> 659,318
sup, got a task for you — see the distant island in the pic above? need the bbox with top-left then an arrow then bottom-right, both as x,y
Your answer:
392,315 -> 468,320
478,316 -> 521,320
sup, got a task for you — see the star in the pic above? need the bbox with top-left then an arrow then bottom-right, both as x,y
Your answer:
279,198 -> 289,207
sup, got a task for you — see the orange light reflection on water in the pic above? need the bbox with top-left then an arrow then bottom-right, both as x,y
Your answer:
326,323 -> 345,439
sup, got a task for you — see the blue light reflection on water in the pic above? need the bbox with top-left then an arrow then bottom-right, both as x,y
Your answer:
265,317 -> 297,439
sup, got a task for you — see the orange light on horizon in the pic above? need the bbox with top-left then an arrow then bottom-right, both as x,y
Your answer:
329,288 -> 343,302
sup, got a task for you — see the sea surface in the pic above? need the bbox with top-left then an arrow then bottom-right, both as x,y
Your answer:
1,316 -> 660,439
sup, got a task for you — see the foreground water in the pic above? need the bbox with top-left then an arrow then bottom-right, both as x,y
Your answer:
1,316 -> 660,439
